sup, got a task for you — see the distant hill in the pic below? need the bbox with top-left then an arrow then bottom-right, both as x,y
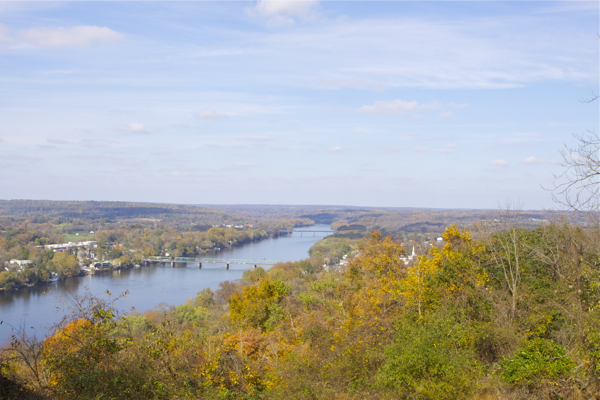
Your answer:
0,200 -> 229,221
191,204 -> 588,239
0,201 -> 586,238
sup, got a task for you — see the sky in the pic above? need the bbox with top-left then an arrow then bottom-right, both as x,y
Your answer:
0,1 -> 598,209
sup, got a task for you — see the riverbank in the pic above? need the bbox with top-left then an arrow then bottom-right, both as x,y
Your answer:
0,225 -> 333,344
0,227 -> 274,292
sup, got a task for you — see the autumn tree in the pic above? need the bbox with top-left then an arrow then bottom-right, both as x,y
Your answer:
47,252 -> 80,277
228,278 -> 290,331
402,225 -> 487,318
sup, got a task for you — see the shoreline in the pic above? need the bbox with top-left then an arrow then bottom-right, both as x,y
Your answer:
0,225 -> 322,293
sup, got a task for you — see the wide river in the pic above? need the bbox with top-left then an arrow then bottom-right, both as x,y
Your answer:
0,224 -> 332,344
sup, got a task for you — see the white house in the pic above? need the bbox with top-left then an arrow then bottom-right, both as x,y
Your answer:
8,260 -> 32,271
44,241 -> 97,251
399,247 -> 417,265
9,259 -> 32,267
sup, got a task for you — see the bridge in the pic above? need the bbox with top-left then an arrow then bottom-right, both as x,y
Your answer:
279,230 -> 334,236
145,256 -> 281,270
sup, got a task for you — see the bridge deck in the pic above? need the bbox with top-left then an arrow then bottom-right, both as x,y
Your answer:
279,230 -> 334,233
145,258 -> 280,265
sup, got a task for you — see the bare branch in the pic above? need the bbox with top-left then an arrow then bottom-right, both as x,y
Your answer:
579,91 -> 599,104
547,130 -> 600,214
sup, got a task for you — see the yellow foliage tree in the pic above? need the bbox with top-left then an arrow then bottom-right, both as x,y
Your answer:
402,225 -> 488,318
402,252 -> 441,318
41,318 -> 121,393
317,231 -> 408,379
347,231 -> 406,319
229,278 -> 290,331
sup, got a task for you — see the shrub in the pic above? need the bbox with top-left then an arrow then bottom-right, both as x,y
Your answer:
501,338 -> 575,386
378,312 -> 482,399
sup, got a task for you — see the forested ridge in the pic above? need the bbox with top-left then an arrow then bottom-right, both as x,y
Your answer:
0,200 -> 228,220
2,220 -> 599,399
1,200 -> 582,242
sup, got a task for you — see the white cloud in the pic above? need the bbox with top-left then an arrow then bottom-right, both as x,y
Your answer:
327,146 -> 343,153
170,123 -> 190,129
248,0 -> 319,26
47,138 -> 69,145
0,24 -> 11,43
405,132 -> 449,142
434,144 -> 456,153
233,162 -> 256,168
448,102 -> 469,108
194,110 -> 228,120
522,156 -> 544,164
438,111 -> 452,119
117,122 -> 151,134
20,26 -> 123,48
254,0 -> 318,18
496,139 -> 526,147
215,162 -> 258,172
413,146 -> 428,153
245,135 -> 273,142
78,139 -> 116,148
248,12 -> 596,89
358,99 -> 440,116
320,78 -> 386,92
36,143 -> 56,149
380,146 -> 403,153
490,159 -> 508,166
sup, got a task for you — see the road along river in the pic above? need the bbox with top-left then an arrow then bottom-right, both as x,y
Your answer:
0,225 -> 332,344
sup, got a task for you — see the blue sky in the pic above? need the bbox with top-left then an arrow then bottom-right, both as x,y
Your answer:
0,1 -> 598,209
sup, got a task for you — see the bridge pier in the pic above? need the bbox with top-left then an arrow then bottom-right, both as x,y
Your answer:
225,263 -> 229,270
253,264 -> 257,269
198,262 -> 202,269
171,261 -> 175,268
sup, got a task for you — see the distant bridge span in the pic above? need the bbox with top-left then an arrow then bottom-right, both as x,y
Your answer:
279,229 -> 334,236
145,256 -> 280,270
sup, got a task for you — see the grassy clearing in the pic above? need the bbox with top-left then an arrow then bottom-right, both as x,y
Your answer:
63,232 -> 95,242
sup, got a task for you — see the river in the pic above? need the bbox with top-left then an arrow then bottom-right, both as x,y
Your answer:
0,224 -> 332,344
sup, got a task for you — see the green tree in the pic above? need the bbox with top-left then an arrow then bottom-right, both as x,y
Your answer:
228,278 -> 290,331
48,252 -> 80,277
379,312 -> 482,399
194,287 -> 215,307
